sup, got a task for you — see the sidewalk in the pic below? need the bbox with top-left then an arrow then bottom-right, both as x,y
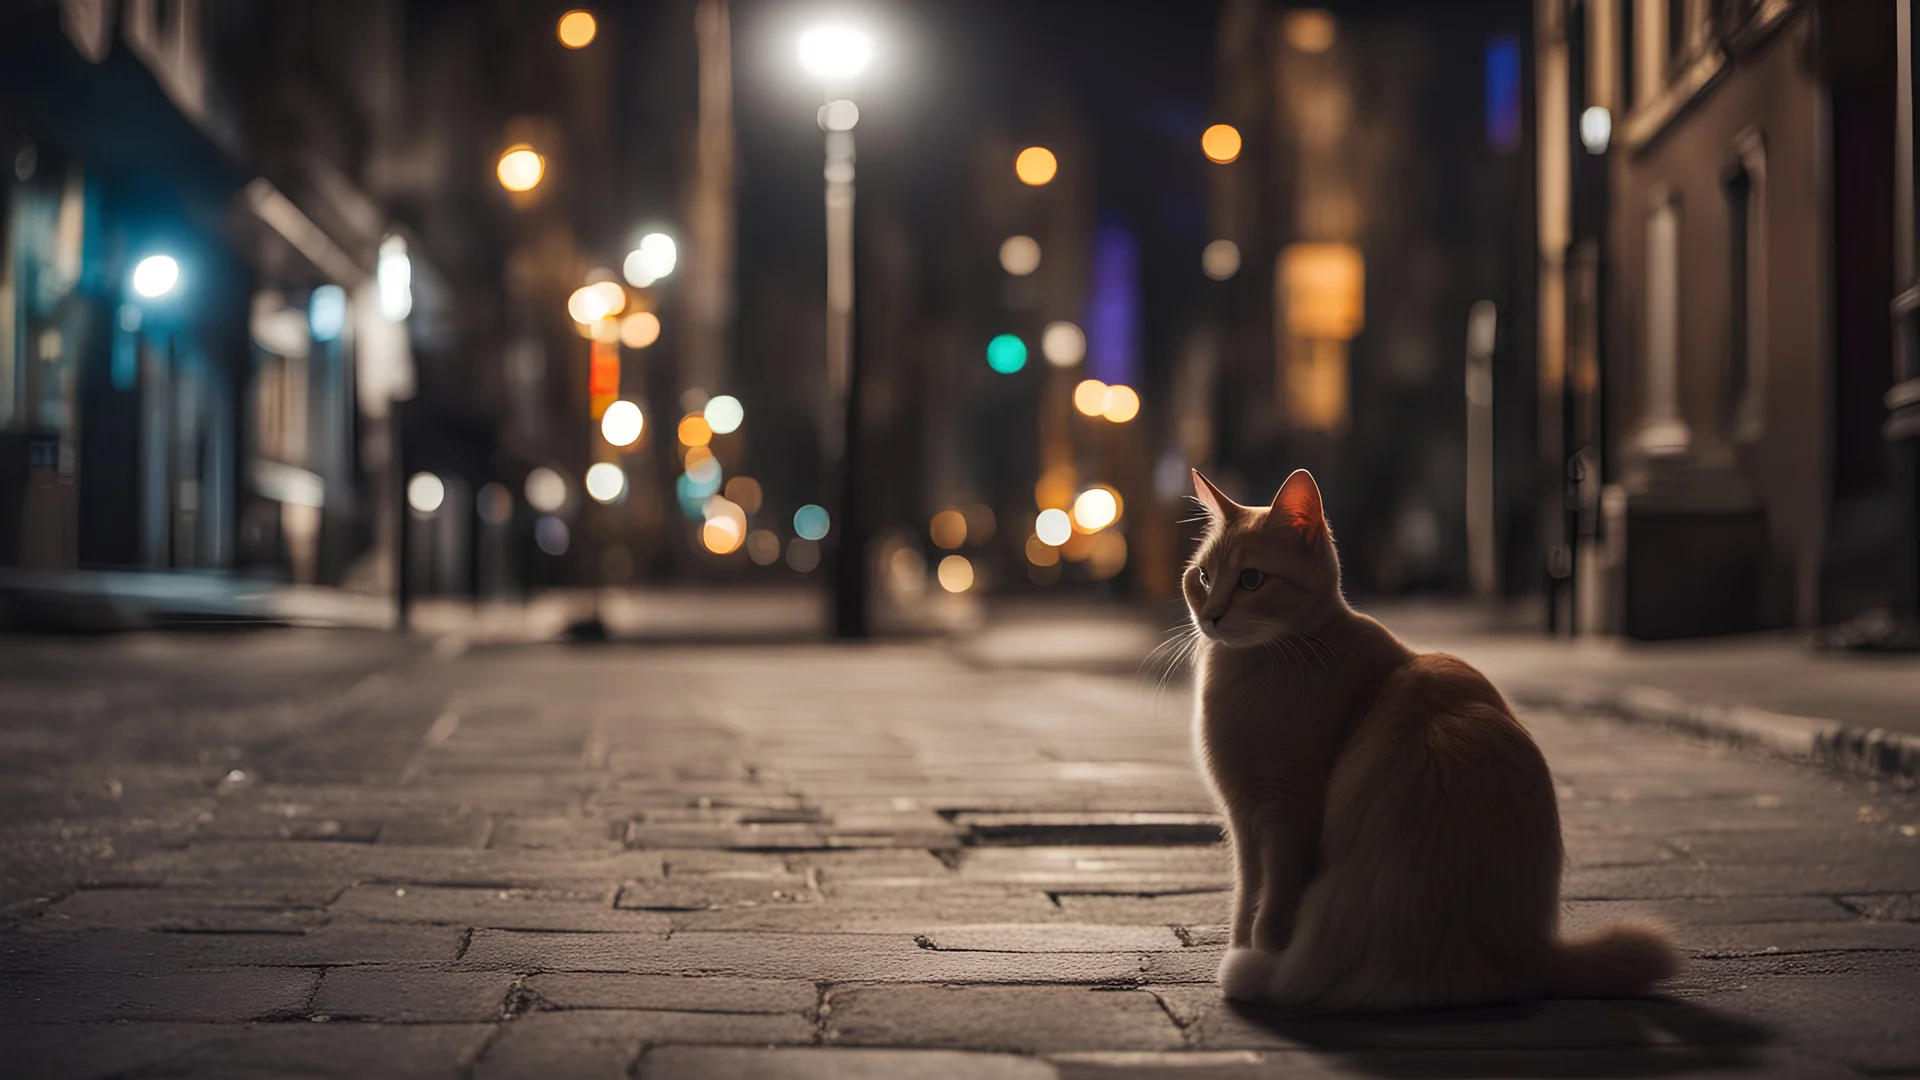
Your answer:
1,627 -> 1916,1077
967,600 -> 1920,778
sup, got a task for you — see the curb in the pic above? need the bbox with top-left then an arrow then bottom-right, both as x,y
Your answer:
1511,684 -> 1920,781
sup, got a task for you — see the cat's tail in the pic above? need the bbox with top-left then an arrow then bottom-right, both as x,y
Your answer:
1548,920 -> 1682,998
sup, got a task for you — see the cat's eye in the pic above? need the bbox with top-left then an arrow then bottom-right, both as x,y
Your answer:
1197,568 -> 1211,589
1238,569 -> 1265,590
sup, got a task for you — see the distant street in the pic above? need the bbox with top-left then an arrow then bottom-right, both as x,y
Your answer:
1,625 -> 1917,1078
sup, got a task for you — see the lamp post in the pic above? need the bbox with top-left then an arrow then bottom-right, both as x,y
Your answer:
798,23 -> 873,638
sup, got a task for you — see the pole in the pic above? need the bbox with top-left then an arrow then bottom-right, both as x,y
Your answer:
393,396 -> 411,632
823,107 -> 866,637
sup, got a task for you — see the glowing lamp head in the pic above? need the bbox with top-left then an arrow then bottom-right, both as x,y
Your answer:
798,25 -> 873,79
131,255 -> 180,299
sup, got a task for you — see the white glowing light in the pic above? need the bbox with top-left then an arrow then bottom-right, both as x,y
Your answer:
818,99 -> 860,131
407,472 -> 445,514
525,467 -> 567,514
310,285 -> 347,341
1035,508 -> 1073,547
1072,487 -> 1120,531
999,235 -> 1041,276
377,236 -> 412,321
798,25 -> 873,79
623,232 -> 678,288
1580,106 -> 1612,155
703,394 -> 744,435
1041,321 -> 1085,367
585,462 -> 626,504
600,400 -> 644,447
131,255 -> 180,299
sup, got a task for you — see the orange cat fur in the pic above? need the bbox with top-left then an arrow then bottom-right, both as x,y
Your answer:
1184,468 -> 1678,1011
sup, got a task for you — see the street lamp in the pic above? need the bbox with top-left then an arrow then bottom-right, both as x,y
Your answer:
799,21 -> 872,638
130,255 -> 180,299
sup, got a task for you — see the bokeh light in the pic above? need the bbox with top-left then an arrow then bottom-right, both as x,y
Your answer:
1102,385 -> 1141,423
999,235 -> 1041,276
1073,486 -> 1120,531
1035,508 -> 1073,546
937,554 -> 975,593
624,232 -> 677,287
818,99 -> 859,131
987,334 -> 1027,374
557,10 -> 597,48
525,467 -> 567,513
1201,123 -> 1243,164
704,394 -> 744,434
1073,379 -> 1109,416
1041,321 -> 1085,367
929,509 -> 967,549
568,285 -> 616,324
786,537 -> 821,572
887,545 -> 928,598
1034,464 -> 1077,510
600,400 -> 644,447
702,496 -> 748,555
496,146 -> 544,192
1026,534 -> 1060,566
1089,530 -> 1128,579
746,529 -> 781,565
589,317 -> 620,343
724,476 -> 763,513
620,311 -> 660,348
678,414 -> 713,447
584,462 -> 626,504
962,503 -> 996,545
535,515 -> 570,555
477,482 -> 513,525
1202,239 -> 1242,280
407,472 -> 445,514
131,255 -> 180,299
1015,146 -> 1058,186
588,280 -> 626,317
797,24 -> 874,79
1284,8 -> 1336,52
794,504 -> 831,541
703,518 -> 744,554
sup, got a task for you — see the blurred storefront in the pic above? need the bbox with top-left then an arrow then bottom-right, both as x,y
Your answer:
0,0 -> 419,608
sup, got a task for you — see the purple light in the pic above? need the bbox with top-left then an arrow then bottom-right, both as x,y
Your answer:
1085,221 -> 1140,388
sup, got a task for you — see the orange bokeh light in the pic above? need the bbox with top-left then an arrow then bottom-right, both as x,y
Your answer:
1015,146 -> 1058,186
678,414 -> 713,447
1202,124 -> 1242,164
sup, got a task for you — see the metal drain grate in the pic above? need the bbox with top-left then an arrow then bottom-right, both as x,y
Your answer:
939,810 -> 1224,846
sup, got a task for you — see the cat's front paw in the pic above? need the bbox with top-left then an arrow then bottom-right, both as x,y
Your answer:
1218,947 -> 1279,1002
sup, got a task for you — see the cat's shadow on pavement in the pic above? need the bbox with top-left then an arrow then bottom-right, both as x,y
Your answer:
1226,995 -> 1772,1077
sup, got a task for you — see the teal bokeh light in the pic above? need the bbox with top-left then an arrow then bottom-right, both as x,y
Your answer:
794,504 -> 831,540
986,334 -> 1027,374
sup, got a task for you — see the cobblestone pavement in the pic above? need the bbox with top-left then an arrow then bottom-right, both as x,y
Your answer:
2,629 -> 1918,1078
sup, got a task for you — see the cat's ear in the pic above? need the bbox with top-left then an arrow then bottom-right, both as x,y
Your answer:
1269,469 -> 1326,541
1192,470 -> 1242,525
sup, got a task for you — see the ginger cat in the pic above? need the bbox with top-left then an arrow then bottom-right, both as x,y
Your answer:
1184,468 -> 1678,1011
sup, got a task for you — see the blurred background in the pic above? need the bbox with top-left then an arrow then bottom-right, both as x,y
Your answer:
0,0 -> 1916,649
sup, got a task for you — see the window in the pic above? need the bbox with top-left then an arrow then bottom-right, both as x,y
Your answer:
1638,188 -> 1692,456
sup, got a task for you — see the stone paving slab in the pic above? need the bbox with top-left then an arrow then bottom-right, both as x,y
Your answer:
0,634 -> 1917,1077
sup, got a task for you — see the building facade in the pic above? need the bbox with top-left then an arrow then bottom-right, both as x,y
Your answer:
1538,0 -> 1908,637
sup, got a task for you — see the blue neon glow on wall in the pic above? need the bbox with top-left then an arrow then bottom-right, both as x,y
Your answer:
1486,35 -> 1521,151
